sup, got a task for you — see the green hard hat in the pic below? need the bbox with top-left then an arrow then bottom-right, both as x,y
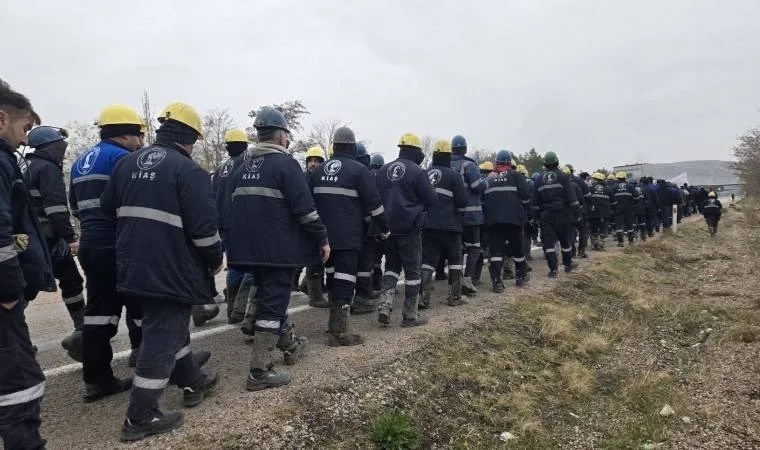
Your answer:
543,151 -> 559,165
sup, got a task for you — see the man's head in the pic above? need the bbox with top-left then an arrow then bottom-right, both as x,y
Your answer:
0,79 -> 40,149
451,135 -> 467,155
254,106 -> 290,149
332,126 -> 357,157
224,129 -> 248,158
97,104 -> 145,152
156,102 -> 203,154
305,146 -> 325,172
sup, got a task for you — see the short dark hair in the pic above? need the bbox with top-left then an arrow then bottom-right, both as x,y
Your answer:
0,79 -> 40,124
257,127 -> 285,143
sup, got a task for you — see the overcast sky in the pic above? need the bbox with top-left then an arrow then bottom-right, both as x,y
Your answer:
4,0 -> 759,171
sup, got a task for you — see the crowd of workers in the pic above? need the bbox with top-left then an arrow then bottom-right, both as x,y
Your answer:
0,79 -> 724,447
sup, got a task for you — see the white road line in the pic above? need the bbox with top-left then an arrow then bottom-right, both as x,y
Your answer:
43,304 -> 314,378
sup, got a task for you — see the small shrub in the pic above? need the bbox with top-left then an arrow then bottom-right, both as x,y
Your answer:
370,412 -> 421,450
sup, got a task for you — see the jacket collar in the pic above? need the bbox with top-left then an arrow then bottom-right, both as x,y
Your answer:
248,143 -> 289,158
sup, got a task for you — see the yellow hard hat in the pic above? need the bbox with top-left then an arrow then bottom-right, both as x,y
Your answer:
306,146 -> 325,161
157,102 -> 203,139
433,139 -> 451,153
607,174 -> 616,180
224,129 -> 248,143
479,161 -> 494,172
516,164 -> 528,176
591,172 -> 606,181
560,165 -> 571,175
97,104 -> 143,127
397,133 -> 422,149
615,171 -> 627,180
708,191 -> 717,197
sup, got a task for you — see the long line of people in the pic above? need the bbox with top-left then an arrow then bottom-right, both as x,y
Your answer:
0,79 -> 724,447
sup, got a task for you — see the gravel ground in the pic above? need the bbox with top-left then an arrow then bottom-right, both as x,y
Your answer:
33,241 -> 608,449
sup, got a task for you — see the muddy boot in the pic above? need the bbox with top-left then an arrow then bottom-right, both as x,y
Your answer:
246,333 -> 291,391
351,294 -> 377,315
490,260 -> 505,293
231,278 -> 253,324
545,249 -> 559,279
377,290 -> 394,325
515,260 -> 530,286
61,308 -> 84,362
628,232 -> 635,246
307,275 -> 329,308
277,320 -> 308,364
240,291 -> 258,336
565,261 -> 579,273
328,304 -> 364,347
472,253 -> 484,286
192,304 -> 220,327
461,277 -> 478,297
502,259 -> 515,280
419,269 -> 434,310
598,237 -> 607,251
447,270 -> 466,306
590,235 -> 598,251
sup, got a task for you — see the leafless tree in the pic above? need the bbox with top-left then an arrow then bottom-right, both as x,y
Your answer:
305,120 -> 349,153
140,90 -> 156,146
731,125 -> 760,195
193,109 -> 235,172
62,120 -> 99,178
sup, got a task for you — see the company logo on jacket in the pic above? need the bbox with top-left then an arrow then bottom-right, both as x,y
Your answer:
387,162 -> 406,181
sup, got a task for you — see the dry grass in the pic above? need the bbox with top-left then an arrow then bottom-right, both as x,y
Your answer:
725,324 -> 760,343
560,361 -> 595,396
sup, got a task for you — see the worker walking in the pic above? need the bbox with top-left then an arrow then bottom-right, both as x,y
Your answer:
300,146 -> 329,308
613,171 -> 638,246
587,172 -> 615,251
368,153 -> 386,292
227,107 -> 327,390
310,127 -> 389,344
0,79 -> 52,450
101,102 -> 222,441
566,164 -> 590,258
450,135 -> 488,296
531,151 -> 581,277
354,143 -> 384,312
703,191 -> 722,236
420,139 -> 468,308
484,150 -> 531,291
70,104 -> 147,402
24,125 -> 86,361
210,129 -> 250,323
375,133 -> 437,327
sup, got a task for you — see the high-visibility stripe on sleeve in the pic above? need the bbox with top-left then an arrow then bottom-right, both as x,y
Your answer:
370,205 -> 385,216
193,232 -> 221,247
299,211 -> 320,224
485,186 -> 517,194
116,206 -> 183,228
435,188 -> 453,197
63,293 -> 84,305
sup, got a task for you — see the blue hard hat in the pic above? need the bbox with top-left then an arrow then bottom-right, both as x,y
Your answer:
370,153 -> 384,168
27,126 -> 67,149
495,149 -> 512,165
356,142 -> 368,158
253,106 -> 289,132
451,135 -> 467,149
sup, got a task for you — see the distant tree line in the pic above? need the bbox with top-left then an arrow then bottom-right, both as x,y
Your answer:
731,125 -> 760,195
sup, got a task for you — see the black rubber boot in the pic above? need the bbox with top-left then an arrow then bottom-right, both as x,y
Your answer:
419,270 -> 434,310
183,371 -> 218,407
